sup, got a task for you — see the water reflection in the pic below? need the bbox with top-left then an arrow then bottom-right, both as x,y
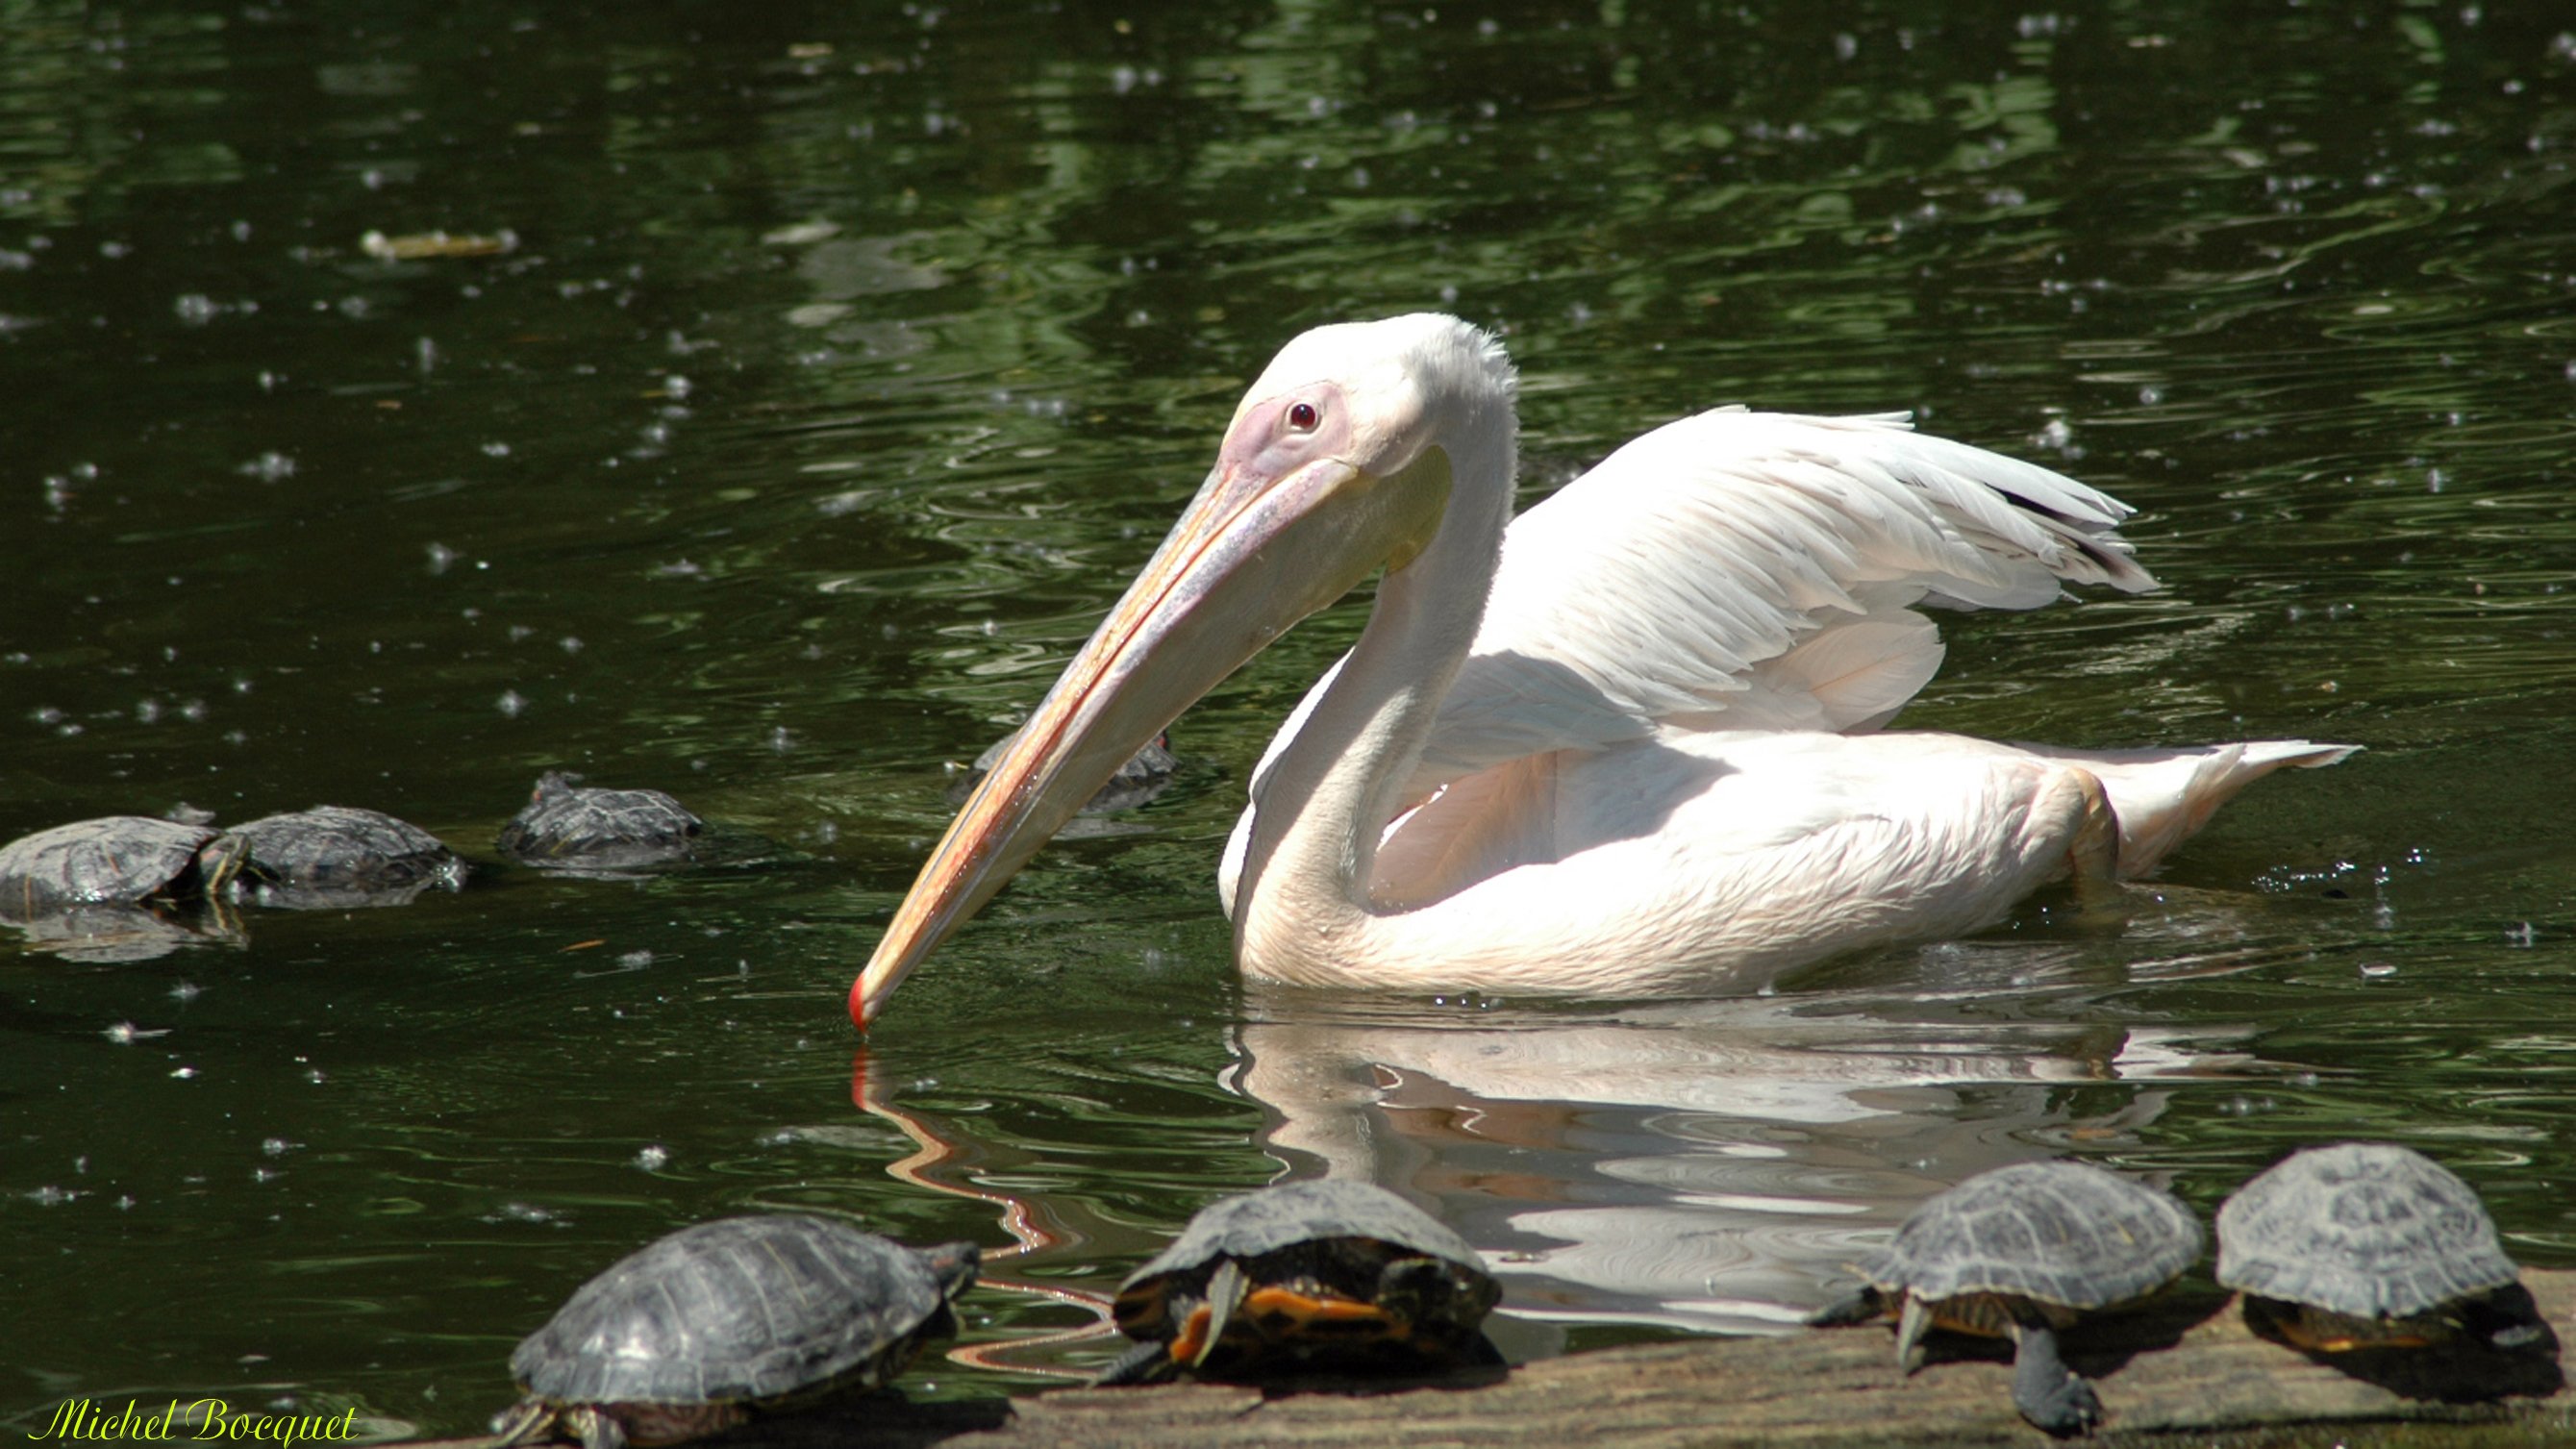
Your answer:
854,959 -> 2281,1370
850,1047 -> 1119,1380
1230,983 -> 2227,1343
3,902 -> 245,963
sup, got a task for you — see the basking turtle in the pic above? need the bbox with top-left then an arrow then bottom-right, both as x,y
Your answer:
1100,1179 -> 1501,1386
499,772 -> 704,869
494,1215 -> 977,1449
953,729 -> 1178,814
1812,1160 -> 2202,1436
205,806 -> 466,908
2216,1142 -> 2544,1354
0,815 -> 241,920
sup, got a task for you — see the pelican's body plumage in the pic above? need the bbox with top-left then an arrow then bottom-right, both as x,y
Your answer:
851,315 -> 2351,1026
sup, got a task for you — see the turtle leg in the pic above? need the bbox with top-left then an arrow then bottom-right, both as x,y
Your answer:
485,1401 -> 557,1449
564,1409 -> 628,1449
1169,1260 -> 1250,1369
2006,1322 -> 2100,1437
1894,1293 -> 1933,1374
1192,1260 -> 1250,1367
1094,1335 -> 1180,1387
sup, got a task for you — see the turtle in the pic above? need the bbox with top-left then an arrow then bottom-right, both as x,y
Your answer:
498,772 -> 704,869
1810,1160 -> 2203,1436
1098,1179 -> 1502,1386
951,729 -> 1178,814
203,805 -> 466,908
0,815 -> 242,921
2215,1142 -> 2546,1355
493,1214 -> 978,1449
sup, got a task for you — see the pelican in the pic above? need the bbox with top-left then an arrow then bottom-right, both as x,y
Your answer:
851,313 -> 2352,1027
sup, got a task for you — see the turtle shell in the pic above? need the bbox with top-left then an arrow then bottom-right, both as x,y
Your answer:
2215,1143 -> 2517,1320
1123,1180 -> 1486,1297
961,730 -> 1177,814
1857,1160 -> 2203,1312
512,1215 -> 975,1410
499,772 -> 703,869
210,806 -> 464,905
0,816 -> 223,919
1112,1179 -> 1499,1367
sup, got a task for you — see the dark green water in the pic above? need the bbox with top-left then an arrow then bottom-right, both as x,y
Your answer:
5,0 -> 2574,1434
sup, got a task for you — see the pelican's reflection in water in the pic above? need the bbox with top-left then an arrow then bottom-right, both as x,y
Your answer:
1229,973 -> 2247,1350
861,930 -> 2290,1372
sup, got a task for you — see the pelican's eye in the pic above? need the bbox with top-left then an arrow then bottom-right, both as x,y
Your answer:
1286,400 -> 1320,433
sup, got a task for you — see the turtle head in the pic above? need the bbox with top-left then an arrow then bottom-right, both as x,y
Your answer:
1374,1253 -> 1500,1333
919,1240 -> 982,1302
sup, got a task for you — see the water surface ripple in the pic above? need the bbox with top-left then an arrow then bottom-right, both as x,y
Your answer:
4,0 -> 2573,1430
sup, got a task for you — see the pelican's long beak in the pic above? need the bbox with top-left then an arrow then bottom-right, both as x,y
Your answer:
850,435 -> 1451,1030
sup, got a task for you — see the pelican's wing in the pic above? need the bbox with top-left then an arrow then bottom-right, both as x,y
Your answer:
1222,409 -> 2156,919
1400,408 -> 2156,795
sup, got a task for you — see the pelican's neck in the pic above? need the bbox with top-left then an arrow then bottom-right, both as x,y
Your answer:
1232,396 -> 1516,984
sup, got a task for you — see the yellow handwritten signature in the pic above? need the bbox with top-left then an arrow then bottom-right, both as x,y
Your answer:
27,1400 -> 358,1449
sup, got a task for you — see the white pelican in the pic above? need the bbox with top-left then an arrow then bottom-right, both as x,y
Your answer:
850,313 -> 2352,1027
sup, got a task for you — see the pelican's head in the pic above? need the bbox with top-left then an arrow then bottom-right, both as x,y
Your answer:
850,313 -> 1513,1029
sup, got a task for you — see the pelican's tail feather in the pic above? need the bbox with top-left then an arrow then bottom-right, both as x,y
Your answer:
2020,739 -> 2359,878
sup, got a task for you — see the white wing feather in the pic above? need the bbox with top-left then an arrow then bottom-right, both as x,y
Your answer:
1409,408 -> 2155,794
1250,409 -> 2154,802
1220,409 -> 2159,915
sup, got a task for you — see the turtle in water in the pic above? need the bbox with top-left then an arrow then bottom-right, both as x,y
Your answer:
0,814 -> 251,961
1099,1179 -> 1502,1386
1811,1160 -> 2203,1436
951,728 -> 1178,815
2216,1142 -> 2549,1357
493,1215 -> 978,1449
498,772 -> 704,870
0,815 -> 242,920
204,805 -> 466,909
